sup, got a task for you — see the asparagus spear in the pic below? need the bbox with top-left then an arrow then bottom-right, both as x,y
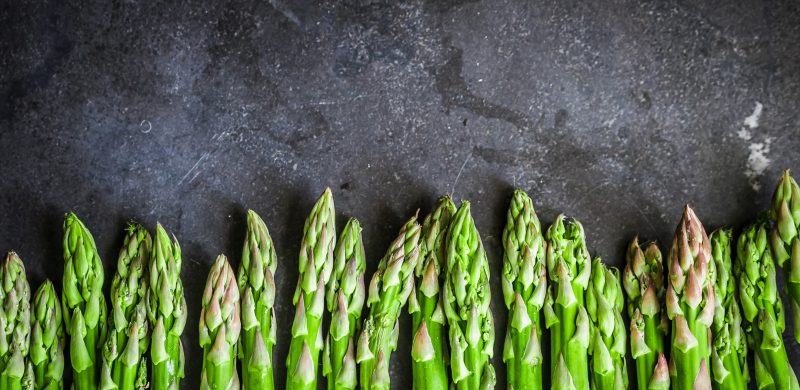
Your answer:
287,188 -> 336,390
709,229 -> 748,389
23,363 -> 33,390
238,210 -> 278,390
323,218 -> 365,390
410,197 -> 455,390
501,190 -> 545,390
30,280 -> 64,390
543,215 -> 591,390
585,258 -> 627,390
357,214 -> 421,390
100,224 -> 151,390
443,202 -> 495,390
200,255 -> 241,390
63,213 -> 107,390
769,170 -> 800,344
0,252 -> 31,389
622,238 -> 669,390
736,219 -> 800,389
145,224 -> 186,390
665,206 -> 715,390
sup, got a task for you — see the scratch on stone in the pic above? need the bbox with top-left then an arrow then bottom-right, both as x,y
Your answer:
621,193 -> 657,237
189,170 -> 203,184
179,152 -> 210,185
569,180 -> 611,210
450,150 -> 473,198
268,0 -> 302,28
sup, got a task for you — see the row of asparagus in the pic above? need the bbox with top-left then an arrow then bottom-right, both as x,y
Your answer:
1,171 -> 800,389
0,213 -> 186,390
499,169 -> 800,390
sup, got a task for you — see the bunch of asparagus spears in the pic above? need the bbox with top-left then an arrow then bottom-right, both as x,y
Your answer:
1,171 -> 799,389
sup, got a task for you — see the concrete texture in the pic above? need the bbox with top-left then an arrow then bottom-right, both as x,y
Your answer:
2,0 -> 799,388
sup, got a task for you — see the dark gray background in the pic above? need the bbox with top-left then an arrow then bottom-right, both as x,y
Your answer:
2,0 -> 799,388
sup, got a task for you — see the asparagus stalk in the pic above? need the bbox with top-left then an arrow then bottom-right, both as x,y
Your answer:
30,280 -> 64,390
287,188 -> 336,390
100,224 -> 152,390
238,210 -> 278,390
357,214 -> 421,390
145,224 -> 186,390
23,363 -> 33,390
736,219 -> 799,390
410,197 -> 455,390
769,170 -> 800,344
708,229 -> 748,389
500,189 -> 545,390
665,206 -> 714,390
621,238 -> 669,390
443,202 -> 495,390
63,213 -> 107,390
200,255 -> 241,389
543,215 -> 591,390
323,218 -> 365,390
0,252 -> 31,390
585,258 -> 627,390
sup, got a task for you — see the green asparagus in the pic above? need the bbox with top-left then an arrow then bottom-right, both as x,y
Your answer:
443,202 -> 495,390
621,238 -> 669,390
145,224 -> 186,390
238,210 -> 278,390
357,215 -> 421,390
100,224 -> 151,390
736,218 -> 799,389
23,362 -> 33,390
323,218 -> 365,390
769,170 -> 800,344
543,215 -> 591,390
665,206 -> 714,390
585,258 -> 627,390
200,255 -> 241,390
410,197 -> 455,390
709,229 -> 748,389
0,252 -> 31,389
63,213 -> 107,390
30,280 -> 64,390
501,189 -> 545,390
287,188 -> 336,390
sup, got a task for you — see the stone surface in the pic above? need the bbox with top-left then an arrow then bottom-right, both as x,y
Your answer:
1,0 -> 799,388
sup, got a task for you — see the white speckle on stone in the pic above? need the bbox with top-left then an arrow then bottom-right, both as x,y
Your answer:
743,102 -> 763,129
736,128 -> 751,140
737,102 -> 770,191
745,139 -> 771,191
